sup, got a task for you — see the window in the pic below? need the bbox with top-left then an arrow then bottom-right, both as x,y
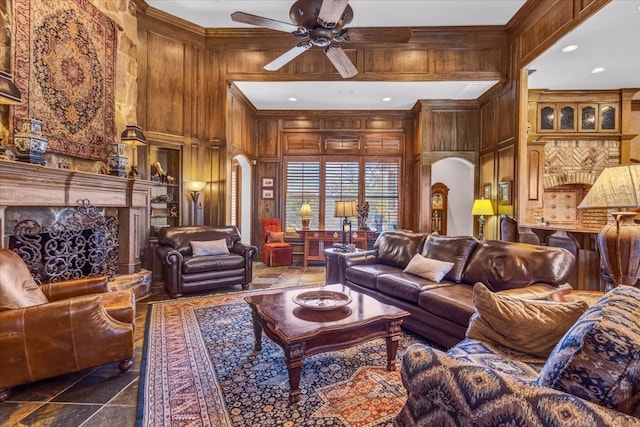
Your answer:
285,161 -> 320,231
365,162 -> 399,231
284,158 -> 400,231
325,162 -> 359,229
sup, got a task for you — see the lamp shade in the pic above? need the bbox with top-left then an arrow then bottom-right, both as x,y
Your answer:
0,71 -> 21,105
334,200 -> 357,217
120,124 -> 147,146
577,164 -> 640,287
577,164 -> 640,209
187,181 -> 206,192
299,203 -> 313,218
471,199 -> 494,216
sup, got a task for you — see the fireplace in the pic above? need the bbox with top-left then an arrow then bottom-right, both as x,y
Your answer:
0,160 -> 154,292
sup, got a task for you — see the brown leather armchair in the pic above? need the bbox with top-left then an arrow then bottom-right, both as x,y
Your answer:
0,249 -> 135,402
156,226 -> 258,297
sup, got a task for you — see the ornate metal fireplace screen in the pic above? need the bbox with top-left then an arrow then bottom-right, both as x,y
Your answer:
10,200 -> 119,283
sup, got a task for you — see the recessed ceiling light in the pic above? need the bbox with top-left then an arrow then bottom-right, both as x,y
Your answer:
382,97 -> 391,102
590,67 -> 606,74
288,97 -> 297,102
561,45 -> 578,53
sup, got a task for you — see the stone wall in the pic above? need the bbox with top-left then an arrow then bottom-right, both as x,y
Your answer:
543,139 -> 619,229
1,0 -> 139,171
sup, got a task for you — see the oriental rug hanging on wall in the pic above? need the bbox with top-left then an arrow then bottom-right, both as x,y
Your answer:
13,0 -> 116,160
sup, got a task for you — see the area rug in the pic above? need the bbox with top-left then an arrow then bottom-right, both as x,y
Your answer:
136,289 -> 427,426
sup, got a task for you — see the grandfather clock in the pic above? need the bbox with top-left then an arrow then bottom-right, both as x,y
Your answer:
431,182 -> 449,235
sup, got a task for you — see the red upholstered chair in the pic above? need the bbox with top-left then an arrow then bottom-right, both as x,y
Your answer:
261,218 -> 292,266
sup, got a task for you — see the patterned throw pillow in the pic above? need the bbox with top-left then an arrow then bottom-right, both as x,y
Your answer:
267,232 -> 285,243
537,285 -> 640,417
466,283 -> 588,357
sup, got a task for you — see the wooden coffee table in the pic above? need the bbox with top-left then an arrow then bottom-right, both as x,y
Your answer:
244,284 -> 410,403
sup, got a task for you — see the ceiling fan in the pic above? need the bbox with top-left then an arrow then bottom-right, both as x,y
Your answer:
231,0 -> 411,79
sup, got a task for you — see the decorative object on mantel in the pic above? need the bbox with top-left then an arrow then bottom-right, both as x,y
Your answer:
471,198 -> 494,241
12,117 -> 48,165
578,164 -> 640,289
107,141 -> 128,177
120,125 -> 147,178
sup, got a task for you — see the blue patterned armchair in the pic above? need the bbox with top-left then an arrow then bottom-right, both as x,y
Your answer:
395,285 -> 640,426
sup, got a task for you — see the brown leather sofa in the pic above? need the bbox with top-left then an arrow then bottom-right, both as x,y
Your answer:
156,226 -> 258,297
0,249 -> 135,402
339,231 -> 575,348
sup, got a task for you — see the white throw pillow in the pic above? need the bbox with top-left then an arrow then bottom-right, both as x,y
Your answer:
403,254 -> 454,282
191,239 -> 230,257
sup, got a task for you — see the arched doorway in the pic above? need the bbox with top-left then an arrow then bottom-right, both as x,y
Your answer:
231,154 -> 252,244
432,157 -> 475,236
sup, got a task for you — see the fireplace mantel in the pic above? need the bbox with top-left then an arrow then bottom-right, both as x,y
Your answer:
0,159 -> 154,274
0,159 -> 153,207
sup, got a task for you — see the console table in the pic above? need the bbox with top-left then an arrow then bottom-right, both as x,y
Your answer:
297,229 -> 367,267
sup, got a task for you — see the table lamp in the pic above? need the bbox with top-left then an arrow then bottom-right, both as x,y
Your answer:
578,164 -> 640,288
334,200 -> 357,247
120,124 -> 147,178
299,203 -> 313,229
471,198 -> 494,240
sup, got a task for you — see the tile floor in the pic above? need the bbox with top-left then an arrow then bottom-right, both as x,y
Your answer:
0,263 -> 326,427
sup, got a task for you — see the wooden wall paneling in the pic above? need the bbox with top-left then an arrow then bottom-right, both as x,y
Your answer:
322,119 -> 362,129
225,50 -> 284,75
365,118 -> 405,129
206,144 -> 225,226
254,159 -> 280,246
363,134 -> 402,155
497,90 -> 517,144
480,98 -> 498,150
282,119 -> 320,129
479,152 -> 497,239
434,48 -> 502,76
497,145 -> 516,219
145,32 -> 186,135
363,49 -> 430,74
257,119 -> 279,157
183,46 -> 197,139
207,50 -> 222,142
283,133 -> 322,155
295,49 -> 354,75
431,112 -> 455,151
455,110 -> 479,151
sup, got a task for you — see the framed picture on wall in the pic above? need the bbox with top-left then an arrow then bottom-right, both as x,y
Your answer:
482,183 -> 491,199
261,177 -> 274,188
262,189 -> 274,199
498,181 -> 513,205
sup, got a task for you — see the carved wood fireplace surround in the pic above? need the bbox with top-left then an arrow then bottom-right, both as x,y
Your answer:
0,160 -> 153,281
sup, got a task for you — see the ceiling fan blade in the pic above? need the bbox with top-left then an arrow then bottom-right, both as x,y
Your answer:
318,0 -> 350,28
231,11 -> 302,34
325,44 -> 358,78
344,27 -> 412,44
264,42 -> 312,71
